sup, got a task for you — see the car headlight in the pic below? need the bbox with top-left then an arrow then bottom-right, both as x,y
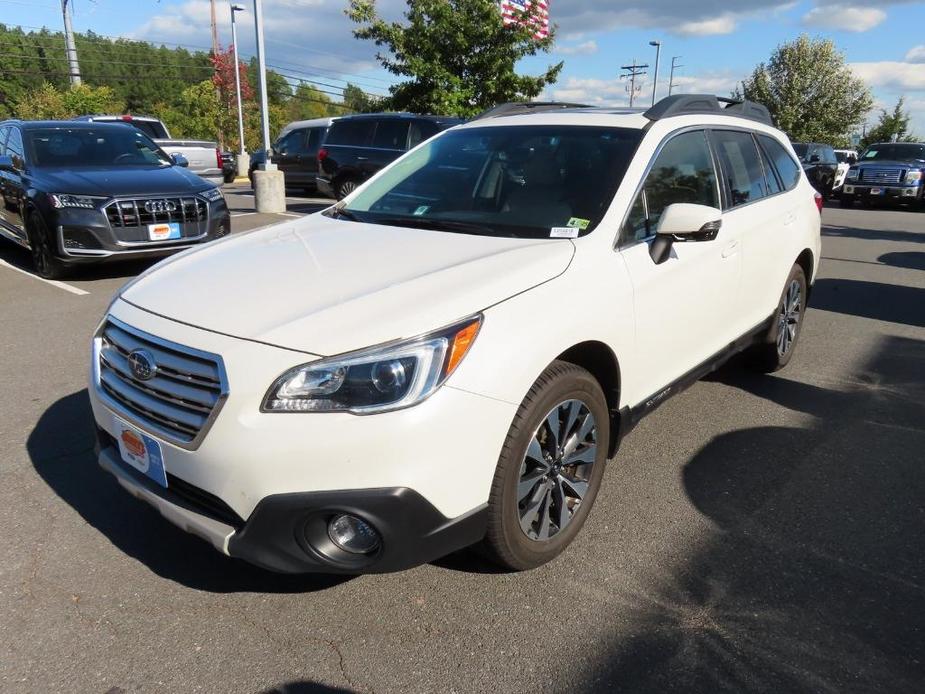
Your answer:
905,170 -> 923,184
846,169 -> 859,180
200,187 -> 224,202
49,193 -> 106,209
263,316 -> 482,414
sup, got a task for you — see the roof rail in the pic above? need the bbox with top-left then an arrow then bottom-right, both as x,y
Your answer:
471,101 -> 593,121
643,94 -> 773,126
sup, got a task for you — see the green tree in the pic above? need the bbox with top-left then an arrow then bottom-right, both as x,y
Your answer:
342,83 -> 383,113
346,0 -> 563,118
286,83 -> 344,121
156,80 -> 222,142
14,82 -> 122,119
861,97 -> 918,147
736,35 -> 873,145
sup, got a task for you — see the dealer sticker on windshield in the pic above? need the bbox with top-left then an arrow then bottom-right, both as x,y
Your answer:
550,227 -> 579,238
148,222 -> 181,241
567,217 -> 591,230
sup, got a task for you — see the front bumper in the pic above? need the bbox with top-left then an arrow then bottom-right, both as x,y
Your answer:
88,300 -> 515,572
53,199 -> 230,264
842,184 -> 923,201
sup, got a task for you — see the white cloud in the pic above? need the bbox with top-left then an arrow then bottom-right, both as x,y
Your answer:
802,6 -> 886,32
548,70 -> 743,106
557,40 -> 599,56
851,62 -> 925,92
906,45 -> 925,63
676,15 -> 737,37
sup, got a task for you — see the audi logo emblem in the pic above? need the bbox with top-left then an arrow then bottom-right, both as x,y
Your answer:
144,199 -> 177,213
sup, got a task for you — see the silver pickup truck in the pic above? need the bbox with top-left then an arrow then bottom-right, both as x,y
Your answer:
73,114 -> 224,185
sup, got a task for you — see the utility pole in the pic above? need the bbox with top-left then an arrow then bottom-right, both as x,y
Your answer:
668,56 -> 683,96
209,0 -> 220,57
230,3 -> 249,178
620,59 -> 648,108
251,0 -> 285,213
649,40 -> 662,106
61,0 -> 81,86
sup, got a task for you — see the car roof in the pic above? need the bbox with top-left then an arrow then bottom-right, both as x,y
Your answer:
332,112 -> 463,125
73,114 -> 161,122
1,119 -> 138,131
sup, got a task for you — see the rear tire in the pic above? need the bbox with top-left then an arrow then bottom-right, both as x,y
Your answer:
335,178 -> 358,200
481,361 -> 609,571
746,264 -> 807,373
27,212 -> 66,280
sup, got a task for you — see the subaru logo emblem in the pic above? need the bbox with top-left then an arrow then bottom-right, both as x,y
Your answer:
128,349 -> 157,381
144,199 -> 176,213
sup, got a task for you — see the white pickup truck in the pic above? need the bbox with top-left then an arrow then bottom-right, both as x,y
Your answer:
73,114 -> 224,185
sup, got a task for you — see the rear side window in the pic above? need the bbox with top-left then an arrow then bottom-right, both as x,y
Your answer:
372,120 -> 410,149
327,120 -> 376,146
409,120 -> 440,148
712,130 -> 768,208
758,135 -> 801,191
623,130 -> 719,241
126,120 -> 169,139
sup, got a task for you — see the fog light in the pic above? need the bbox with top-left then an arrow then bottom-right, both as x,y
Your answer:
328,514 -> 380,554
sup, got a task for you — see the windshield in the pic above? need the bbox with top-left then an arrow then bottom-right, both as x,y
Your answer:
860,143 -> 925,162
26,127 -> 172,168
337,125 -> 643,239
792,143 -> 808,159
118,120 -> 169,139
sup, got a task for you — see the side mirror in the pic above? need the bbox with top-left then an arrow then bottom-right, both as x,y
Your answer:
650,203 -> 722,265
0,154 -> 14,172
171,153 -> 189,167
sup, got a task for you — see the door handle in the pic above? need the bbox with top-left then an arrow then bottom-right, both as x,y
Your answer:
356,156 -> 369,161
721,240 -> 739,258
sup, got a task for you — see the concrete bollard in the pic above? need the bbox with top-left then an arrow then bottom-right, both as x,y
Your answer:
236,151 -> 250,178
254,166 -> 286,214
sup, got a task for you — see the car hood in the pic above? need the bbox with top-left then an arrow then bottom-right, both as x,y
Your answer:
34,166 -> 210,197
120,214 -> 576,355
855,159 -> 925,169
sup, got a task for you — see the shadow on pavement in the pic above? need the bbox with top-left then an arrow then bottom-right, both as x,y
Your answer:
262,681 -> 355,694
0,238 -> 159,282
878,251 -> 925,271
822,223 -> 924,244
809,278 -> 925,327
580,336 -> 925,691
28,389 -> 352,594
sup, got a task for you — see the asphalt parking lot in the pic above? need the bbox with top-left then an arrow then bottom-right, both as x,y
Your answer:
1,196 -> 923,693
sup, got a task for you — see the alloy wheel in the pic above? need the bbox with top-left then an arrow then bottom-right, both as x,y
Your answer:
776,279 -> 802,357
517,399 -> 597,541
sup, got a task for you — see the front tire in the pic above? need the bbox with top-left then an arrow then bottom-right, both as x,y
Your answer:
27,212 -> 66,280
747,264 -> 807,373
481,361 -> 609,571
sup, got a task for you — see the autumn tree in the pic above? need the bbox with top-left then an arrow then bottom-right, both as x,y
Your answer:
736,35 -> 873,145
346,0 -> 562,118
211,45 -> 255,151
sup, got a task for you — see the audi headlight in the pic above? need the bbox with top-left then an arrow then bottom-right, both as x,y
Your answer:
846,169 -> 859,180
200,187 -> 224,202
49,193 -> 106,209
905,170 -> 923,184
263,316 -> 481,414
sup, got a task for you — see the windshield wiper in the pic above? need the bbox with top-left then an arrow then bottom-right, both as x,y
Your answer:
326,203 -> 360,222
373,216 -> 499,235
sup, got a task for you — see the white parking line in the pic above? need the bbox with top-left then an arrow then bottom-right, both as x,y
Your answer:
0,258 -> 89,296
230,212 -> 257,217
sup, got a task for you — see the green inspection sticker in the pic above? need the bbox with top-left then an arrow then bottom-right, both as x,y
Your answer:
567,217 -> 590,230
413,205 -> 430,216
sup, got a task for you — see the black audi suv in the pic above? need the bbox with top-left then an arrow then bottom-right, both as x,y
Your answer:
0,120 -> 230,279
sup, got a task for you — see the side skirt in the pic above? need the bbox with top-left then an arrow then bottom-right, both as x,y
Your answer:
616,314 -> 775,445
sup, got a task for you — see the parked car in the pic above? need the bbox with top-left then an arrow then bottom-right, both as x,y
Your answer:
791,142 -> 838,196
74,114 -> 224,186
840,141 -> 925,209
832,148 -> 858,193
248,117 -> 336,193
0,120 -> 229,279
88,95 -> 820,574
316,113 -> 462,199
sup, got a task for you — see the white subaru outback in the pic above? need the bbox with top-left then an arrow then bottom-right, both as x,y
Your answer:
89,95 -> 821,574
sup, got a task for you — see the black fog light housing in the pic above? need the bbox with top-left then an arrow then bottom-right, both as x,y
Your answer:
327,514 -> 381,554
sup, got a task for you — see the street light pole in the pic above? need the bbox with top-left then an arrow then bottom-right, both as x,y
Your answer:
251,0 -> 285,213
230,4 -> 246,157
61,0 -> 81,86
649,40 -> 661,106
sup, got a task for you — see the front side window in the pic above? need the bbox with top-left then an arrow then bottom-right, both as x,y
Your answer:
26,127 -> 171,168
409,121 -> 440,148
758,134 -> 801,191
276,129 -> 307,155
712,130 -> 769,208
5,127 -> 25,170
623,130 -> 719,242
337,125 -> 643,239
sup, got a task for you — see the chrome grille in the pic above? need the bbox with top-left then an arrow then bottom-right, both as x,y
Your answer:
104,197 -> 208,228
859,168 -> 903,184
96,318 -> 227,447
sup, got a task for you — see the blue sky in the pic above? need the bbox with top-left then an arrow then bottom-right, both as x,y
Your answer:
3,0 -> 925,134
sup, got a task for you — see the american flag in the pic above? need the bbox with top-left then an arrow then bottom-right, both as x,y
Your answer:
500,0 -> 550,40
